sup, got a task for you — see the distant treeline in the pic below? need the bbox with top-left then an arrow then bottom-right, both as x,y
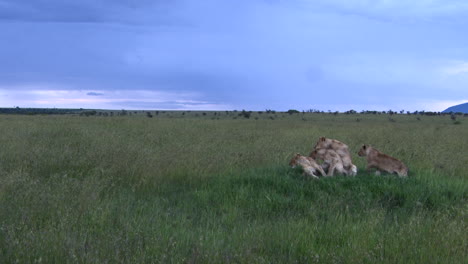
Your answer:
0,107 -> 466,117
342,110 -> 467,116
0,107 -> 84,115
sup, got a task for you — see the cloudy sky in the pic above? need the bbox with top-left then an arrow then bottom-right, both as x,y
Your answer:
1,0 -> 467,111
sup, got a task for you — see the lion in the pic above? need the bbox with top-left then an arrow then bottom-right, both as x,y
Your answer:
357,145 -> 408,177
309,148 -> 346,176
289,153 -> 327,179
313,137 -> 357,176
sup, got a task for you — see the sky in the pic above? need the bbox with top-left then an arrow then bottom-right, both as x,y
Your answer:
0,0 -> 467,112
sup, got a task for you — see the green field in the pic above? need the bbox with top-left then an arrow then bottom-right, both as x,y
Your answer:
0,112 -> 467,263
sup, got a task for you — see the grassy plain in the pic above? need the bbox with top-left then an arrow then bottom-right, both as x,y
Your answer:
0,111 -> 467,263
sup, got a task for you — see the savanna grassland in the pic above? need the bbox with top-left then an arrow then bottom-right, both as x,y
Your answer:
0,111 -> 467,263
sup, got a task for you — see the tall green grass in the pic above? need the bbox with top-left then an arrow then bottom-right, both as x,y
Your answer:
0,114 -> 467,263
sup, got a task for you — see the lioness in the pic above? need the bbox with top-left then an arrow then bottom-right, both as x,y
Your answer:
289,153 -> 327,179
309,148 -> 346,176
313,137 -> 357,176
357,145 -> 408,177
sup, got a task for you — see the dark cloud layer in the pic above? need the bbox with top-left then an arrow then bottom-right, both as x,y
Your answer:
0,0 -> 179,25
0,0 -> 467,111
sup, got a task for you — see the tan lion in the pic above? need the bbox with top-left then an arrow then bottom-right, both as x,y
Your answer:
357,145 -> 408,177
289,153 -> 327,179
309,148 -> 346,176
313,137 -> 357,176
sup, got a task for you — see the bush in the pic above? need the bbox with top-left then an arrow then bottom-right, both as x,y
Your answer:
287,109 -> 300,114
239,110 -> 251,119
80,110 -> 97,117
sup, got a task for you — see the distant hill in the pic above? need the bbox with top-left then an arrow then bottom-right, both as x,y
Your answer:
442,102 -> 468,114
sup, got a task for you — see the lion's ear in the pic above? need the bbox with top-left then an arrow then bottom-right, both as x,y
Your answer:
320,137 -> 326,141
363,145 -> 367,149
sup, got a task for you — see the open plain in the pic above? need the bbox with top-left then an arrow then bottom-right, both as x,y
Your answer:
0,111 -> 467,263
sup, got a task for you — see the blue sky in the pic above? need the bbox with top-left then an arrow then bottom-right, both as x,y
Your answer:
1,0 -> 467,111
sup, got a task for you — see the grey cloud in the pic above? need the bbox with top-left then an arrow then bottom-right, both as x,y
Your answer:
2,0 -> 468,26
0,0 -> 176,24
0,0 -> 289,26
0,1 -> 104,23
87,92 -> 104,96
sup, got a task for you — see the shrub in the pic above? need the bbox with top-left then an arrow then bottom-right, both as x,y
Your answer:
239,110 -> 251,119
287,109 -> 300,114
80,110 -> 97,117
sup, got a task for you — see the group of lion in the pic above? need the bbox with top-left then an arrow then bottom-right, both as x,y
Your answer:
289,137 -> 408,179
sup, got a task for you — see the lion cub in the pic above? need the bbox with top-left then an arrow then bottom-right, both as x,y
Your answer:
313,137 -> 357,176
358,145 -> 408,177
289,153 -> 327,179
